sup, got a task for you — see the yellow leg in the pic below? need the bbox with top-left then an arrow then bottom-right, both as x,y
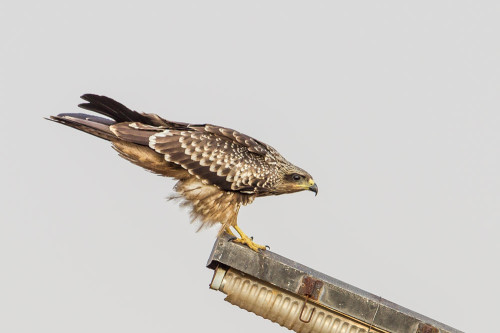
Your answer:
224,227 -> 236,237
232,225 -> 266,252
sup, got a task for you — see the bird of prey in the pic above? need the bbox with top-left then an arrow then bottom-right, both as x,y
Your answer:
48,94 -> 318,251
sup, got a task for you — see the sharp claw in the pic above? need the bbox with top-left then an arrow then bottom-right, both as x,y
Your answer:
232,236 -> 266,252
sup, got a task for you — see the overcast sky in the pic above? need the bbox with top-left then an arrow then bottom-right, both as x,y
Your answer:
1,1 -> 498,332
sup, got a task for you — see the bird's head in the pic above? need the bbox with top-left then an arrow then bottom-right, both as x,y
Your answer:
274,165 -> 318,196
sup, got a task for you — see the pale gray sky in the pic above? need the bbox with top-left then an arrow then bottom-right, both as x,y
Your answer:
1,1 -> 498,332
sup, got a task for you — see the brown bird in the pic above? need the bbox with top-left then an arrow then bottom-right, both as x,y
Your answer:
48,94 -> 318,251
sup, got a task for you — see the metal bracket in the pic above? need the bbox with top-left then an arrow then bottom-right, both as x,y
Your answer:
297,276 -> 323,323
417,323 -> 439,333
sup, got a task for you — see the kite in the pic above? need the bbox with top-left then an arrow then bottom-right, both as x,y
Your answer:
48,94 -> 318,251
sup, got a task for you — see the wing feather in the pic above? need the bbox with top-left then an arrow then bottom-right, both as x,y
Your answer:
82,100 -> 279,194
202,124 -> 268,155
149,127 -> 274,193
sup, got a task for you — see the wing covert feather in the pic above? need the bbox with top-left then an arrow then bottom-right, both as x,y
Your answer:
150,128 -> 274,193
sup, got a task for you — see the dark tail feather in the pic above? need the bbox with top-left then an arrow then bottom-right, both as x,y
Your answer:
47,113 -> 116,141
78,94 -> 152,124
49,94 -> 192,141
79,94 -> 193,129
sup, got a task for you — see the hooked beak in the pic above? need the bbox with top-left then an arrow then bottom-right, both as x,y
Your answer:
309,183 -> 318,196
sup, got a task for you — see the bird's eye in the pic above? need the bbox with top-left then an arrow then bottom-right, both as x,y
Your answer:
292,174 -> 301,181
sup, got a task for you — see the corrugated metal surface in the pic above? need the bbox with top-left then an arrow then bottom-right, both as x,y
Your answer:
214,267 -> 386,333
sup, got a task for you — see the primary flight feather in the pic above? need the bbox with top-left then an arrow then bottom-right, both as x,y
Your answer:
49,94 -> 318,251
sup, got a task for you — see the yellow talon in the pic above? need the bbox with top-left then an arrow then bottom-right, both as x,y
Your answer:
233,236 -> 266,252
232,225 -> 266,252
